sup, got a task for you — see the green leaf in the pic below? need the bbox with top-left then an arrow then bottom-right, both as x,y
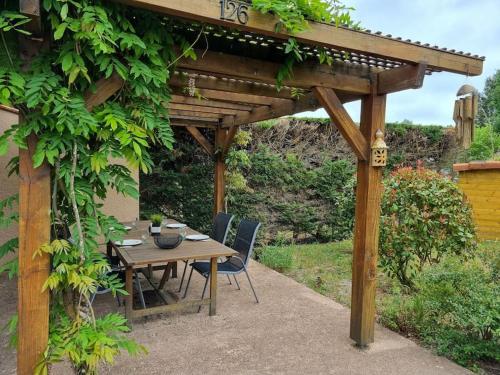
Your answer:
54,23 -> 67,40
61,53 -> 73,73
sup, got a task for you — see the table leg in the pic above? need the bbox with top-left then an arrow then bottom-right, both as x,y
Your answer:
209,257 -> 217,316
158,262 -> 173,290
172,261 -> 178,278
125,266 -> 133,326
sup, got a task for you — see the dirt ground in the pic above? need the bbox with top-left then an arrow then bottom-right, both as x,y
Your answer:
0,260 -> 471,375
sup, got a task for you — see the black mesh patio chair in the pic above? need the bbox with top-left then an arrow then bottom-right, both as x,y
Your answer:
184,219 -> 261,309
177,212 -> 235,292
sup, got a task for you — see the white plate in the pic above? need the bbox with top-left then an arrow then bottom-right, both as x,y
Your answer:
186,234 -> 210,241
166,223 -> 187,229
115,239 -> 143,247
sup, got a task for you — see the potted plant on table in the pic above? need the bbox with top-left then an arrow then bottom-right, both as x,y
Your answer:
149,214 -> 163,235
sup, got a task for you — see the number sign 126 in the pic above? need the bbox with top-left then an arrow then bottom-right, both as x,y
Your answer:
219,0 -> 249,24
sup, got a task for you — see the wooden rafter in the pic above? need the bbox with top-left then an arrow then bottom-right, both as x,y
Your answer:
170,95 -> 255,111
377,63 -> 427,95
313,87 -> 369,161
178,49 -> 372,94
84,73 -> 124,111
170,119 -> 217,129
170,110 -> 222,119
186,126 -> 214,155
169,103 -> 249,116
176,88 -> 291,107
170,72 -> 296,99
116,0 -> 483,76
222,92 -> 320,128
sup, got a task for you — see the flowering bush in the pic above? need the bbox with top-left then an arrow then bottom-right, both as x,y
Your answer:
379,164 -> 477,288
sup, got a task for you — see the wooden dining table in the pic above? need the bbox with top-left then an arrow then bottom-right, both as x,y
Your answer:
108,220 -> 237,323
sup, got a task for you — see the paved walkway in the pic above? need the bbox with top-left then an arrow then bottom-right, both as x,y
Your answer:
0,260 -> 470,374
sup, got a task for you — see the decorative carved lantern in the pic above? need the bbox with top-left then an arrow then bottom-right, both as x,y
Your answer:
371,129 -> 388,167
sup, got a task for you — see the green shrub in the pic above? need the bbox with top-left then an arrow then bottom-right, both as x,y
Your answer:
466,125 -> 500,161
379,165 -> 477,288
313,160 -> 356,241
379,255 -> 499,367
259,246 -> 293,272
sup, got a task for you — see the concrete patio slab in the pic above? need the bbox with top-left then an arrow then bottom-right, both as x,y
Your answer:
0,260 -> 471,375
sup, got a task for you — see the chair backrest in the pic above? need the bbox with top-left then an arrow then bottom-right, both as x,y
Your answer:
210,212 -> 235,245
232,219 -> 261,267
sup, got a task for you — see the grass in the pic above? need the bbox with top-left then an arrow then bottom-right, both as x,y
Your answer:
258,239 -> 500,309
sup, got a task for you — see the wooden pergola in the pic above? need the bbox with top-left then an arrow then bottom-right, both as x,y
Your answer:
17,0 -> 484,373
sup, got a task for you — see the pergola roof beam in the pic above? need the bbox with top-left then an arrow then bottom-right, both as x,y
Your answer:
221,92 -> 320,128
170,95 -> 255,111
178,49 -> 372,94
170,72 -> 297,99
116,0 -> 483,75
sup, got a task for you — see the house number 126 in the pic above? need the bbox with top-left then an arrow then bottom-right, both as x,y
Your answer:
219,0 -> 249,24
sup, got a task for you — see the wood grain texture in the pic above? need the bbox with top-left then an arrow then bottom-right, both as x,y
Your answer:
170,73 -> 297,99
377,63 -> 427,94
84,73 -> 124,111
457,169 -> 500,240
209,257 -> 217,316
350,94 -> 386,346
114,0 -> 483,75
178,49 -> 372,94
214,127 -> 226,215
222,93 -> 320,128
186,126 -> 214,155
17,134 -> 51,375
313,87 -> 369,160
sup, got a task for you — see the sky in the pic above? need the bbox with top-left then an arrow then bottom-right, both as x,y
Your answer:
298,0 -> 500,125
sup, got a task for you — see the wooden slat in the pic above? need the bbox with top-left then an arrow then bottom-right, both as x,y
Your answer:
179,88 -> 290,106
186,126 -> 214,155
377,63 -> 427,94
18,134 -> 51,375
169,103 -> 248,116
169,114 -> 219,123
84,73 -> 124,111
170,120 -> 217,129
313,87 -> 369,160
115,0 -> 483,76
222,93 -> 320,128
170,73 -> 296,99
170,109 -> 222,119
178,49 -> 372,94
170,95 -> 255,111
350,93 -> 386,346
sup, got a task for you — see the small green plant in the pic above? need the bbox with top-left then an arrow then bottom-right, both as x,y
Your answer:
379,255 -> 499,368
379,164 -> 477,288
150,214 -> 163,227
259,246 -> 293,272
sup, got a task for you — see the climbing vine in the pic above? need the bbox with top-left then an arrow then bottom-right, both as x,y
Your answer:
0,0 -> 355,373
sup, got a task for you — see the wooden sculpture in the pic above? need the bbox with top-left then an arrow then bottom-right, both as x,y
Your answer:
453,84 -> 479,149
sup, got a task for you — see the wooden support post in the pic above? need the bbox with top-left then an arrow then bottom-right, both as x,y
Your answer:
17,134 -> 51,375
214,127 -> 226,216
350,93 -> 387,346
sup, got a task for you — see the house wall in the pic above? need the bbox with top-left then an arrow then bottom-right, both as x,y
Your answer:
455,163 -> 500,241
0,107 -> 139,263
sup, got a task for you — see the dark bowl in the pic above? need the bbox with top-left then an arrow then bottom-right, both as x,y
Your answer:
154,234 -> 183,250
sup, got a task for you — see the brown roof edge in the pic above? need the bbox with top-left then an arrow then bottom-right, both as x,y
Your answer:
0,104 -> 19,114
453,161 -> 500,172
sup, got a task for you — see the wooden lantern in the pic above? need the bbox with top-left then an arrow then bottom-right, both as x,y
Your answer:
371,129 -> 388,167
